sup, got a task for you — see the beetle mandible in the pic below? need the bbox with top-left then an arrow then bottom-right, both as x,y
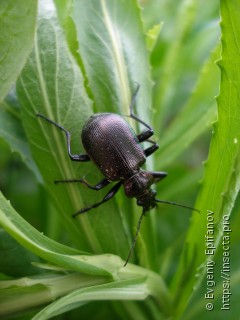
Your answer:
37,84 -> 198,265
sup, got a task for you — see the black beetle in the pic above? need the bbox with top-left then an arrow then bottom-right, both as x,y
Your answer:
37,84 -> 198,265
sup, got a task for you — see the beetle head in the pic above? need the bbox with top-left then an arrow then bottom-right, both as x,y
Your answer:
124,171 -> 157,211
136,189 -> 157,211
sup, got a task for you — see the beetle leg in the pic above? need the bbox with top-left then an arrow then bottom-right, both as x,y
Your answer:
37,114 -> 90,162
150,171 -> 167,183
144,141 -> 159,157
129,84 -> 153,132
137,129 -> 154,142
129,84 -> 155,143
55,177 -> 110,190
72,181 -> 122,217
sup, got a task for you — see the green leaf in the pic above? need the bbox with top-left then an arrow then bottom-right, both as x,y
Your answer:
156,44 -> 220,169
0,0 -> 38,102
0,97 -> 41,180
70,0 -> 160,270
153,0 -> 199,129
146,23 -> 163,51
17,0 -> 158,269
1,0 -> 228,319
0,229 -> 41,277
0,191 -> 110,276
0,272 -> 108,318
32,278 -> 149,320
171,0 -> 240,316
17,0 -> 106,253
0,190 -> 171,318
71,0 -> 152,118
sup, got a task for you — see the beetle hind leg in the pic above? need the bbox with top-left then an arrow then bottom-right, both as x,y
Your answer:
37,114 -> 90,162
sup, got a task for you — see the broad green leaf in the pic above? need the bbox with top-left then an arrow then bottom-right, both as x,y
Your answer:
71,0 -> 152,118
0,97 -> 41,180
182,240 -> 240,319
17,0 -> 159,269
32,278 -> 148,320
32,268 -> 171,320
0,0 -> 228,319
0,191 -> 171,318
171,0 -> 240,316
17,0 -> 121,255
0,284 -> 50,318
0,273 -> 108,317
146,23 -> 163,51
0,229 -> 41,277
0,191 -> 109,276
0,0 -> 38,103
70,0 -> 159,270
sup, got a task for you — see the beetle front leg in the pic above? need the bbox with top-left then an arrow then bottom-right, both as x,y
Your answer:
37,114 -> 90,162
73,181 -> 122,217
151,171 -> 167,183
55,177 -> 110,190
143,140 -> 159,157
137,129 -> 154,142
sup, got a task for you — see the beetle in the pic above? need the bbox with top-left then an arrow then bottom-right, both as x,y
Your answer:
37,84 -> 198,265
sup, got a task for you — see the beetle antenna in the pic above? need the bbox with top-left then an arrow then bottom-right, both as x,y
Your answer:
124,208 -> 146,267
155,199 -> 199,212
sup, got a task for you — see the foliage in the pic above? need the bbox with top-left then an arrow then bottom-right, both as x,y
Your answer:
0,0 -> 239,319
